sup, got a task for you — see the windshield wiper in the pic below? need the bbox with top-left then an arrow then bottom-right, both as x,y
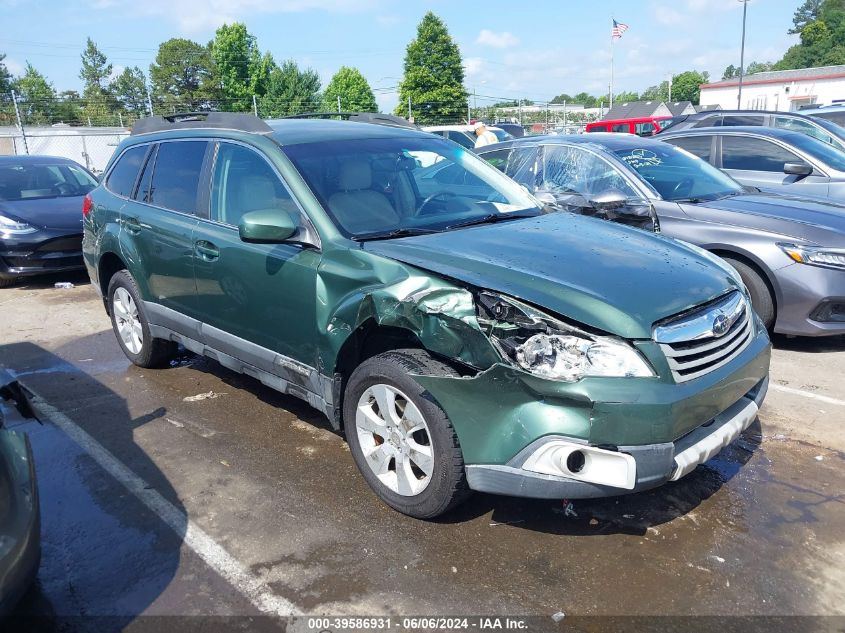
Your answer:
446,211 -> 539,230
352,227 -> 439,242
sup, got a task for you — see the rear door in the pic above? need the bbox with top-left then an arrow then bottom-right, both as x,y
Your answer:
191,140 -> 321,371
718,134 -> 830,197
120,140 -> 209,322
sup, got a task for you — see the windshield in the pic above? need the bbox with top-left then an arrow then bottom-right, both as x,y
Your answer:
283,136 -> 543,239
0,162 -> 97,201
787,125 -> 845,169
613,143 -> 743,202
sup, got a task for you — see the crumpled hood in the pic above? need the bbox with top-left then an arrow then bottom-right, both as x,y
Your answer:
363,213 -> 740,339
0,196 -> 86,231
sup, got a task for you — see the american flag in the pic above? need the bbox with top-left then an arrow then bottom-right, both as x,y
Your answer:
612,19 -> 629,39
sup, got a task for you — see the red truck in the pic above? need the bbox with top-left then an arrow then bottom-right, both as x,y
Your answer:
585,116 -> 674,137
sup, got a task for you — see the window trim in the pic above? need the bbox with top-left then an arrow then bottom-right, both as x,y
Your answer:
103,142 -> 154,200
203,139 -> 322,250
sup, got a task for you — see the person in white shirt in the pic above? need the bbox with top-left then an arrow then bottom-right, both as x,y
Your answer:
472,122 -> 498,148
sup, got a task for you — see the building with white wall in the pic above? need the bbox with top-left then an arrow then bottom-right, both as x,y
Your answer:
699,64 -> 845,111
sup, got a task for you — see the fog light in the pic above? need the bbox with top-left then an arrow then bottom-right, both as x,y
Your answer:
565,450 -> 586,473
522,440 -> 636,489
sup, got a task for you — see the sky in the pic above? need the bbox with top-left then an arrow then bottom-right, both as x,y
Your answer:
0,0 -> 801,112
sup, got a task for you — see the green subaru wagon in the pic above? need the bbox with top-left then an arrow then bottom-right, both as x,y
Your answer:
83,113 -> 771,518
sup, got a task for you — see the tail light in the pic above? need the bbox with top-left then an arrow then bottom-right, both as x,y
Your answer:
82,193 -> 93,217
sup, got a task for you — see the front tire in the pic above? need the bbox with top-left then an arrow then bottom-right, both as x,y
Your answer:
723,257 -> 775,330
107,270 -> 176,368
343,349 -> 471,519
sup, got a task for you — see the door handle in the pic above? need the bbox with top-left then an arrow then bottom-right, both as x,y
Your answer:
123,216 -> 141,235
195,240 -> 220,261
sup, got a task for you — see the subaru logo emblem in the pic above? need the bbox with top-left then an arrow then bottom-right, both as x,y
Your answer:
712,314 -> 730,337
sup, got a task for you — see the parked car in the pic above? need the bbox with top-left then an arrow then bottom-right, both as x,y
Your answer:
422,124 -> 514,150
585,116 -> 674,137
657,109 -> 845,153
799,104 -> 845,127
659,126 -> 845,201
478,134 -> 845,337
0,155 -> 98,287
85,112 -> 770,518
491,122 -> 525,138
0,370 -> 40,615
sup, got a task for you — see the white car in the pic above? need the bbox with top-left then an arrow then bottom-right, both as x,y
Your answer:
423,124 -> 513,150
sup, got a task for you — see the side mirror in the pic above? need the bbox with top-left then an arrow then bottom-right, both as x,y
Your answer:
238,209 -> 297,243
784,162 -> 813,177
589,190 -> 628,211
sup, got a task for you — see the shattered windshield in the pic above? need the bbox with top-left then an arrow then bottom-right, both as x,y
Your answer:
613,144 -> 743,202
283,136 -> 543,239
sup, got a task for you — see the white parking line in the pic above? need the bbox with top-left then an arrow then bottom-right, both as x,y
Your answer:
770,383 -> 845,407
25,387 -> 300,618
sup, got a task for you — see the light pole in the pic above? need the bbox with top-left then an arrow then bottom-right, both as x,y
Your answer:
737,0 -> 750,109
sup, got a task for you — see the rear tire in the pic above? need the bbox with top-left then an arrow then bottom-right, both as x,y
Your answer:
107,270 -> 176,368
723,257 -> 775,330
343,349 -> 471,519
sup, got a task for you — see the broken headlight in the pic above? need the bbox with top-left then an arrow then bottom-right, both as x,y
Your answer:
476,292 -> 654,382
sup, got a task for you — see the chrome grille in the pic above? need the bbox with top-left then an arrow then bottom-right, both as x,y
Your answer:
654,291 -> 753,383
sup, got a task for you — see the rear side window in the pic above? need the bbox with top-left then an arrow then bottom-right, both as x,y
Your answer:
814,110 -> 845,126
587,125 -> 607,133
611,123 -> 630,133
134,144 -> 158,203
774,116 -> 833,144
667,136 -> 713,162
107,145 -> 148,197
721,136 -> 800,171
635,122 -> 656,136
148,141 -> 208,213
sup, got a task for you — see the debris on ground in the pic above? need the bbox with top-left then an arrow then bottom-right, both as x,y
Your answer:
815,455 -> 824,461
220,460 -> 230,467
54,282 -> 74,289
708,555 -> 726,563
623,514 -> 635,519
451,566 -> 458,574
589,518 -> 599,526
553,499 -> 579,518
551,611 -> 565,622
183,391 -> 225,402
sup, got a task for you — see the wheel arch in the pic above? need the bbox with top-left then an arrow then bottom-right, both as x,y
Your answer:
708,247 -> 780,316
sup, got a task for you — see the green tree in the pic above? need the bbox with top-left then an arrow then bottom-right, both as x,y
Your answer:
13,62 -> 57,124
111,66 -> 149,119
54,90 -> 84,125
321,66 -> 377,112
670,70 -> 709,104
80,37 -> 112,97
150,38 -> 217,111
258,60 -> 321,117
395,12 -> 468,123
0,53 -> 12,93
641,81 -> 670,100
745,61 -> 774,75
722,64 -> 739,80
614,90 -> 640,103
789,0 -> 823,33
550,93 -> 573,104
572,92 -> 598,107
210,23 -> 274,112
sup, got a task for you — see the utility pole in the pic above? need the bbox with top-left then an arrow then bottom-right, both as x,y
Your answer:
146,89 -> 154,117
563,100 -> 567,129
468,99 -> 471,124
337,95 -> 341,113
737,0 -> 750,109
118,112 -> 123,127
668,74 -> 673,101
408,95 -> 412,122
11,90 -> 29,155
253,94 -> 258,116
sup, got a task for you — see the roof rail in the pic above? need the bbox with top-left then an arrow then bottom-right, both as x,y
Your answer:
281,111 -> 418,129
131,112 -> 273,136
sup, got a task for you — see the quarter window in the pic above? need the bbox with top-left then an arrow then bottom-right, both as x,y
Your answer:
774,116 -> 833,144
148,141 -> 208,213
721,136 -> 800,172
720,115 -> 765,127
211,143 -> 297,228
107,145 -> 148,197
635,122 -> 656,137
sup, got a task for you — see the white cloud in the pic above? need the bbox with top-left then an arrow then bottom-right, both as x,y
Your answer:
476,29 -> 520,49
3,56 -> 25,77
92,0 -> 381,34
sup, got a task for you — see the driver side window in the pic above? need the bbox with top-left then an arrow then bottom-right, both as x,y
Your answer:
211,143 -> 298,228
542,145 -> 639,199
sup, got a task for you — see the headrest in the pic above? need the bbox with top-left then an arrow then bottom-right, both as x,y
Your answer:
337,160 -> 372,191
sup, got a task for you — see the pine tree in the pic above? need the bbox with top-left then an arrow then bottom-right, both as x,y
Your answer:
321,67 -> 377,112
395,12 -> 468,124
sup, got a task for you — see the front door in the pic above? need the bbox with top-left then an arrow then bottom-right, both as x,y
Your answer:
192,141 -> 321,373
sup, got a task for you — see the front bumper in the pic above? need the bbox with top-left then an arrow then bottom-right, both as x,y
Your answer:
466,376 -> 767,499
774,261 -> 845,336
0,229 -> 84,280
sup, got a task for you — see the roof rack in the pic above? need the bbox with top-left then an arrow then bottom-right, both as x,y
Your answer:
281,112 -> 418,129
131,112 -> 273,136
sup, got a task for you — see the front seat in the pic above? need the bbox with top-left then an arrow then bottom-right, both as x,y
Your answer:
328,161 -> 400,234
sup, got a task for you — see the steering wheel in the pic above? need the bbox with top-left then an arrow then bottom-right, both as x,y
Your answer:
417,190 -> 457,216
671,177 -> 695,198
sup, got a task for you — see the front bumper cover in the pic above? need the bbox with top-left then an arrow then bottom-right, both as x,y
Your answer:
465,376 -> 768,499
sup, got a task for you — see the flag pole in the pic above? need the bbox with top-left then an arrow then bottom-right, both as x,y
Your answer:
610,26 -> 614,109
